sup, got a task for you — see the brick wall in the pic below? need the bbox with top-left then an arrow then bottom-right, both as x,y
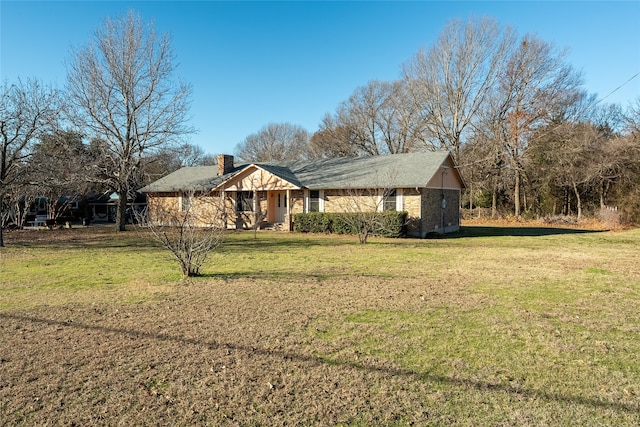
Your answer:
420,188 -> 460,235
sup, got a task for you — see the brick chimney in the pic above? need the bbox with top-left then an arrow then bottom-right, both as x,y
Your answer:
217,154 -> 234,176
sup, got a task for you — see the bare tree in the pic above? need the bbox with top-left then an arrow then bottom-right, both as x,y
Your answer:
66,11 -> 194,231
508,37 -> 582,217
527,122 -> 605,219
403,16 -> 516,162
602,100 -> 640,223
143,142 -> 211,184
0,79 -> 62,246
479,35 -> 584,216
309,119 -> 359,159
137,190 -> 225,277
250,192 -> 268,239
235,122 -> 310,162
316,80 -> 427,157
623,96 -> 640,135
333,189 -> 385,244
26,130 -> 95,223
328,171 -> 404,244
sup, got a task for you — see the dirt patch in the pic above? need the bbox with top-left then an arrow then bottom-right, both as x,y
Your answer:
0,274 -> 447,426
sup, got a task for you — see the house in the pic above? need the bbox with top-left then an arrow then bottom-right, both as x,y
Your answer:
140,151 -> 466,237
86,191 -> 147,224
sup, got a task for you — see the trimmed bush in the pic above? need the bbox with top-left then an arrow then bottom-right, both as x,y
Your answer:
293,211 -> 408,238
293,212 -> 332,233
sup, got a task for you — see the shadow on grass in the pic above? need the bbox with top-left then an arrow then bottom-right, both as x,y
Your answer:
2,226 -> 159,251
219,233 -> 353,252
3,227 -> 353,252
447,226 -> 607,238
194,271 -> 388,282
2,312 -> 636,416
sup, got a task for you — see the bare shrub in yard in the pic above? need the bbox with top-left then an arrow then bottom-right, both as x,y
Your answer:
332,171 -> 403,244
337,188 -> 380,244
136,190 -> 225,277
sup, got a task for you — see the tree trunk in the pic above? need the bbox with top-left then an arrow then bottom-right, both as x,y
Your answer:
491,179 -> 498,219
116,190 -> 127,232
0,226 -> 4,248
514,169 -> 521,217
572,182 -> 582,220
599,180 -> 609,209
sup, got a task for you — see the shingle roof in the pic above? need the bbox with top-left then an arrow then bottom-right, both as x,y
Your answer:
139,166 -> 224,192
140,151 -> 461,193
283,151 -> 452,190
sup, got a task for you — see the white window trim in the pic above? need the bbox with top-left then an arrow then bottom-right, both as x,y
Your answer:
305,189 -> 324,213
378,188 -> 403,212
179,192 -> 192,212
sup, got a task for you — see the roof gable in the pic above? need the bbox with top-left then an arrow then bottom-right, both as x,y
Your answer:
214,164 -> 302,191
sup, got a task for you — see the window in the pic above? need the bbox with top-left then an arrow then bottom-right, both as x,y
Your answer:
277,193 -> 287,208
383,189 -> 397,211
180,192 -> 192,212
236,191 -> 253,212
309,190 -> 320,212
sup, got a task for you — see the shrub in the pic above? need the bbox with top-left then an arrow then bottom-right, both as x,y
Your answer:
293,211 -> 407,238
293,212 -> 332,233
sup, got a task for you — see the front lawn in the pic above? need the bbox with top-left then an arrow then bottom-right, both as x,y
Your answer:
1,226 -> 638,425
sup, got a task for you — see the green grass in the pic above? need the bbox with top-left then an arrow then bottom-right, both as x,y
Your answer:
1,225 -> 639,425
0,228 -> 182,309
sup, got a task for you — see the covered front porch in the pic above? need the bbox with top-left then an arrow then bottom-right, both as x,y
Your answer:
215,164 -> 303,231
225,189 -> 294,231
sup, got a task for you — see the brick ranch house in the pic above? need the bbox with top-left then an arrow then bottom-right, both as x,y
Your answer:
140,151 -> 466,237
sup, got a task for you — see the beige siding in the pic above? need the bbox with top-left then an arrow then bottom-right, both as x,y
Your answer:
147,186 -> 461,237
189,193 -> 226,226
146,193 -> 179,223
402,189 -> 422,237
222,168 -> 298,191
426,159 -> 465,190
146,192 -> 226,226
290,190 -> 304,215
323,190 -> 355,213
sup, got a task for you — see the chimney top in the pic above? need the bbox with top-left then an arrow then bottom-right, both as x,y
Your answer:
217,154 -> 234,176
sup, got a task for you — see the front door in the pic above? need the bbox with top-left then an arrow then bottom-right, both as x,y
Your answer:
275,191 -> 287,223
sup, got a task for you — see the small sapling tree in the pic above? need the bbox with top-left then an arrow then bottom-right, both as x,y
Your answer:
329,170 -> 403,244
335,186 -> 401,244
136,190 -> 225,277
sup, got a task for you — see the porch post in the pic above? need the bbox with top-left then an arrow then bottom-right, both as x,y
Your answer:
253,190 -> 258,228
286,189 -> 291,231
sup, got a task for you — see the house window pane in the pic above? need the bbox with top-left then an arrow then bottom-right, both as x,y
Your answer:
237,191 -> 253,212
181,192 -> 192,212
383,189 -> 397,211
309,190 -> 320,212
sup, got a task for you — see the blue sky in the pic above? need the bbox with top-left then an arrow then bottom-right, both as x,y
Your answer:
2,1 -> 639,156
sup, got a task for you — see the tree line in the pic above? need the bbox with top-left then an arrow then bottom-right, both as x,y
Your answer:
236,17 -> 640,225
2,13 -> 639,247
